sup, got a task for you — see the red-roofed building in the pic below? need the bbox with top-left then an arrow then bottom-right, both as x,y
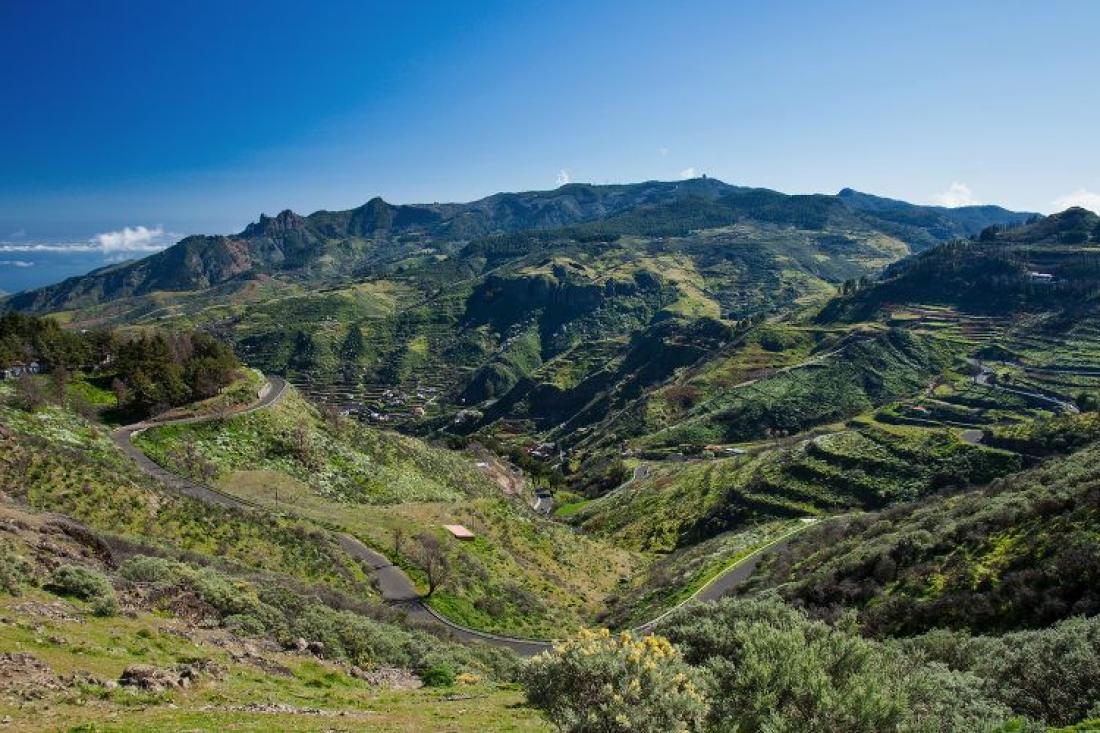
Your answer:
442,524 -> 475,540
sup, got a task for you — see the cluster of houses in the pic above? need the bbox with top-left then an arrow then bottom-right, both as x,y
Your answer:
306,382 -> 441,425
0,361 -> 42,380
527,441 -> 557,459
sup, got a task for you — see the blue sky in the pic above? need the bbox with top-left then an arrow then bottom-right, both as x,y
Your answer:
2,0 -> 1099,290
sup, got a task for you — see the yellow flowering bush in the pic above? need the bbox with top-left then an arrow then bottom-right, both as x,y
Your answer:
522,628 -> 708,732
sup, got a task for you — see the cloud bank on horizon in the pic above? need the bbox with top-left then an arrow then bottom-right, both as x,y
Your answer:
929,181 -> 1099,215
1052,189 -> 1100,216
0,225 -> 177,254
933,182 -> 979,208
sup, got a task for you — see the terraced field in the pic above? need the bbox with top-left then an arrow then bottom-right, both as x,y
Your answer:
570,422 -> 1019,552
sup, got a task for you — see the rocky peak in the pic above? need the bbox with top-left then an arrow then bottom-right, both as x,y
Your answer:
241,209 -> 305,238
347,196 -> 396,235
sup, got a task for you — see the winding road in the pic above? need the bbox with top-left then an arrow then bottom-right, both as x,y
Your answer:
969,358 -> 1080,414
112,376 -> 824,655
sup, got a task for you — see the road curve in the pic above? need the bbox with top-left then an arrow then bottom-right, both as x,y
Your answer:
969,359 -> 1079,414
113,375 -> 824,655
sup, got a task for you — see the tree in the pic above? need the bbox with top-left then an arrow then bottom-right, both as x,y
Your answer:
171,436 -> 218,483
12,375 -> 46,412
289,423 -> 314,467
322,403 -> 349,437
340,324 -> 366,362
411,532 -> 453,597
51,363 -> 70,404
111,377 -> 130,408
2,445 -> 33,494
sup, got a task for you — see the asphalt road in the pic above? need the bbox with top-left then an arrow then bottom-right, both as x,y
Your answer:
970,359 -> 1079,414
112,374 -> 824,656
959,429 -> 985,445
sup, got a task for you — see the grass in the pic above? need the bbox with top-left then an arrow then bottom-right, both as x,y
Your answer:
137,390 -> 484,505
0,592 -> 548,733
133,385 -> 644,638
600,519 -> 804,628
0,383 -> 377,598
552,499 -> 591,518
573,420 -> 1019,553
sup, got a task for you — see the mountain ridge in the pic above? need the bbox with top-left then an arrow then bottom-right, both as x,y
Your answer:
4,178 -> 1037,313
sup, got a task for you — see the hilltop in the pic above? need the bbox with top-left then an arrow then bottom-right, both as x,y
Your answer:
820,206 -> 1100,321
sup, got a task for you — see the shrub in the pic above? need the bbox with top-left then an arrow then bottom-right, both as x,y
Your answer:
115,556 -> 520,681
46,564 -> 118,616
656,598 -> 1010,732
420,663 -> 456,687
523,628 -> 709,733
117,555 -> 177,584
973,616 -> 1100,726
0,540 -> 31,595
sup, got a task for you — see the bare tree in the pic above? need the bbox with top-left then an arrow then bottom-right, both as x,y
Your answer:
322,404 -> 348,438
289,423 -> 315,467
412,532 -> 453,598
51,363 -> 70,405
393,527 -> 406,559
2,446 -> 33,494
13,375 -> 46,412
171,436 -> 218,483
111,377 -> 130,409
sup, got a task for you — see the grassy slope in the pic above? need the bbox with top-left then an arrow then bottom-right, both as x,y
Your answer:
598,518 -> 803,628
134,388 -> 643,638
0,503 -> 544,732
747,435 -> 1100,636
0,382 -> 374,596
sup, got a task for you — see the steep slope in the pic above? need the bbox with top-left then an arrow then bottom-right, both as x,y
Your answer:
5,179 -> 740,311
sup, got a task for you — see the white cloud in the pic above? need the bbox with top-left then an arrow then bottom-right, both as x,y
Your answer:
679,167 -> 697,179
0,243 -> 92,252
933,182 -> 979,207
0,259 -> 33,267
659,147 -> 669,157
0,225 -> 176,254
556,169 -> 571,186
1052,189 -> 1100,215
91,225 -> 171,252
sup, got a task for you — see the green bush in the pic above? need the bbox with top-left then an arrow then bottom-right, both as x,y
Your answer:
46,564 -> 118,616
119,555 -> 261,618
420,663 -> 456,687
0,540 -> 31,595
523,628 -> 709,733
906,616 -> 1100,727
654,598 -> 1010,732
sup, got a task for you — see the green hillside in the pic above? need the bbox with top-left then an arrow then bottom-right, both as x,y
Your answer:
7,187 -> 1100,730
748,433 -> 1100,637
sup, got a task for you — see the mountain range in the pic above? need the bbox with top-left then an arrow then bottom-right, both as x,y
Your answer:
6,178 -> 1100,730
4,178 -> 1034,313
